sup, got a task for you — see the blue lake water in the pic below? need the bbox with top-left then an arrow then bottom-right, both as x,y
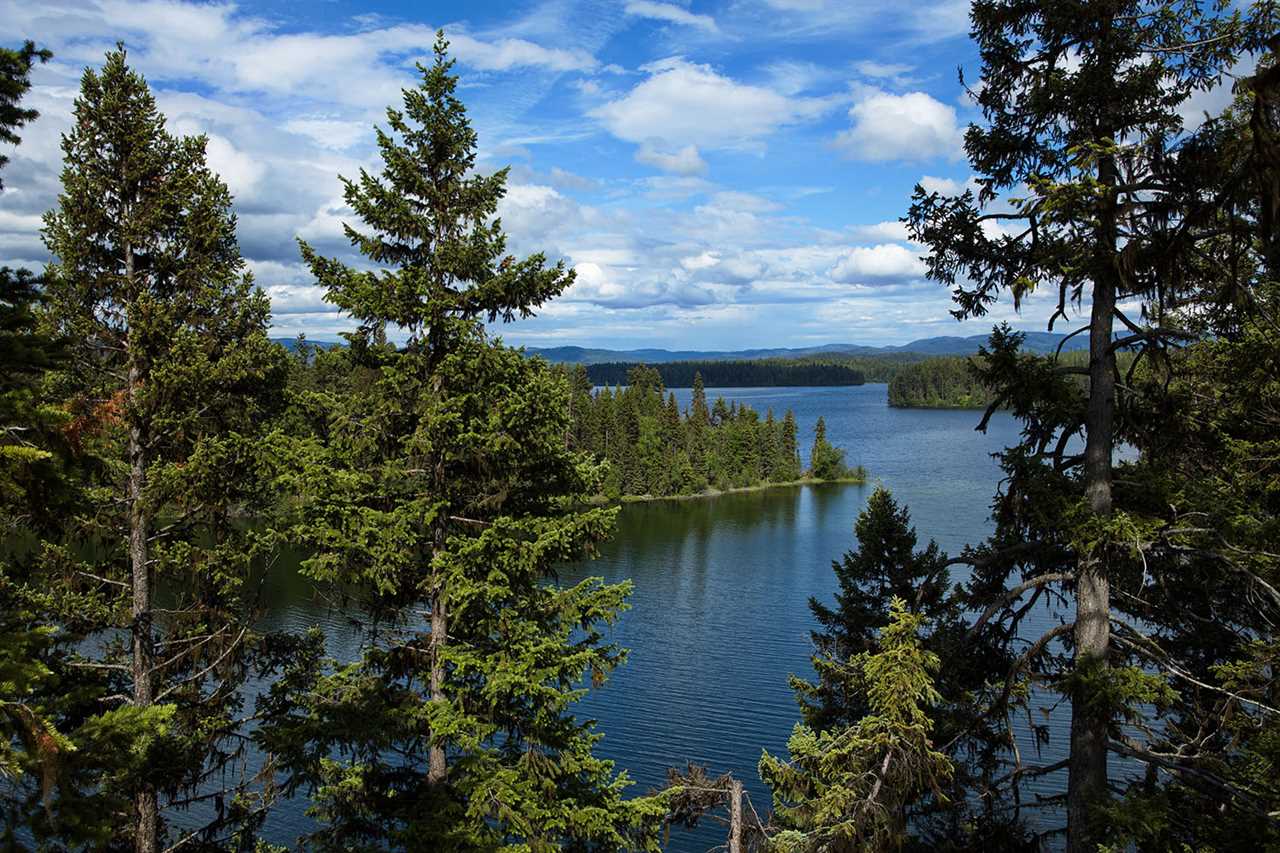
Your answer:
253,384 -> 1075,849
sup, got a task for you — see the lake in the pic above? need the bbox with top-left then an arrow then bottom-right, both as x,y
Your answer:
253,383 -> 1071,849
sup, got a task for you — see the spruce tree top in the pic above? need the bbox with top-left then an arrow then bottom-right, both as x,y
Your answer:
301,32 -> 573,349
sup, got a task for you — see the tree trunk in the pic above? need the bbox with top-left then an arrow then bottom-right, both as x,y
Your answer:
728,778 -> 743,853
428,585 -> 447,784
428,472 -> 448,784
1067,151 -> 1118,853
126,245 -> 159,853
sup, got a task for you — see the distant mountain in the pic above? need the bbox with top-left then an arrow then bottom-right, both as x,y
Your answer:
525,331 -> 1089,364
270,331 -> 1090,361
271,337 -> 343,352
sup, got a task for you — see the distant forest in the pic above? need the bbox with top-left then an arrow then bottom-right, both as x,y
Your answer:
584,359 -> 865,387
887,356 -> 992,408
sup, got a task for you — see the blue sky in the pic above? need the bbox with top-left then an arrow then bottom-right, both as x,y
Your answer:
0,0 -> 1157,348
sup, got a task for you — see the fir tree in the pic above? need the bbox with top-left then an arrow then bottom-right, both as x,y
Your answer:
0,40 -> 49,188
794,488 -> 952,732
808,416 -> 847,481
906,3 -> 1278,848
760,599 -> 954,852
258,34 -> 661,849
779,410 -> 802,482
38,46 -> 284,850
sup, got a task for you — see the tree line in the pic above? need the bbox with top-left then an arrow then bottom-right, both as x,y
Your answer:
583,359 -> 866,388
556,364 -> 861,499
3,1 -> 1280,850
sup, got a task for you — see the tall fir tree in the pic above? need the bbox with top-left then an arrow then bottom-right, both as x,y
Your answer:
257,34 -> 661,850
39,47 -> 284,851
808,416 -> 847,481
907,2 -> 1279,848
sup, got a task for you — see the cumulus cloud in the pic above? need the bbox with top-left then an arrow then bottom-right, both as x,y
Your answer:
624,1 -> 719,34
591,58 -> 834,154
828,243 -> 926,284
635,142 -> 708,176
918,174 -> 965,195
851,220 -> 911,242
497,183 -> 581,243
835,90 -> 962,161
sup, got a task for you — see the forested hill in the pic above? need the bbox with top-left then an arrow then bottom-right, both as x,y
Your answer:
586,359 -> 865,388
527,330 -> 1090,364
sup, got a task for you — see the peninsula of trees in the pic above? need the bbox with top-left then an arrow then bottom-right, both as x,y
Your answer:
559,364 -> 862,499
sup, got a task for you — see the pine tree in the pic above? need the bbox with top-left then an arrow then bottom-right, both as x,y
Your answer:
760,599 -> 954,852
794,488 -> 952,732
38,47 -> 284,850
808,416 -> 847,481
0,40 -> 49,187
779,410 -> 802,481
687,371 -> 710,474
258,34 -> 660,849
0,38 -> 88,835
906,4 -> 1277,848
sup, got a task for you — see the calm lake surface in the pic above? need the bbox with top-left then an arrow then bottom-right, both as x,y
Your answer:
254,384 -> 1073,849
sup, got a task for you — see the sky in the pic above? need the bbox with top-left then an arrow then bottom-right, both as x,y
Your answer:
0,0 -> 1219,349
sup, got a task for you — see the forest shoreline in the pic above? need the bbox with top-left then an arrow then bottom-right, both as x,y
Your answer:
594,472 -> 871,505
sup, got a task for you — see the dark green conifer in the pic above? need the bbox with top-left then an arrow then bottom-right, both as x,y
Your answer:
258,34 -> 660,849
39,46 -> 284,850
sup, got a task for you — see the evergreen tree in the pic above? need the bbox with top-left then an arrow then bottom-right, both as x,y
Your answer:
778,410 -> 802,481
0,38 -> 88,838
0,40 -> 49,187
760,599 -> 954,852
38,47 -> 284,850
258,34 -> 660,849
687,371 -> 710,476
906,4 -> 1278,848
808,416 -> 847,481
794,489 -> 952,732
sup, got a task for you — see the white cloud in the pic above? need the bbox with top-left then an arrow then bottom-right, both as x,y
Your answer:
835,90 -> 963,161
854,60 -> 914,79
447,32 -> 598,72
591,58 -> 834,153
498,183 -> 581,243
635,142 -> 708,176
918,174 -> 965,195
624,1 -> 719,34
828,243 -> 926,284
851,220 -> 911,242
283,118 -> 370,151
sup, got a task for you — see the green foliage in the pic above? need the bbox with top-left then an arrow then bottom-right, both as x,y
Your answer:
887,356 -> 992,409
14,45 -> 287,847
0,40 -> 49,187
760,599 -> 954,852
257,34 -> 660,850
808,417 -> 848,481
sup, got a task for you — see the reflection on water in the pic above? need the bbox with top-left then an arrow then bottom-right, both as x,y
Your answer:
252,385 -> 1074,849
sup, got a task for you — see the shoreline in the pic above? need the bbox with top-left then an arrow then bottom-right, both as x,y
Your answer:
591,474 -> 870,506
